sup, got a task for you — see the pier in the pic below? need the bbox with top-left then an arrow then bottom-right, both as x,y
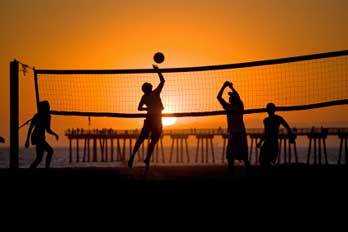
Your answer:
65,127 -> 348,165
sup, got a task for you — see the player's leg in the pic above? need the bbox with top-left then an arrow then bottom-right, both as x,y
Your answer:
144,126 -> 162,171
259,149 -> 266,166
128,125 -> 149,168
241,134 -> 250,168
270,141 -> 279,165
260,142 -> 274,167
43,141 -> 54,168
128,137 -> 146,168
226,139 -> 235,175
243,157 -> 250,168
30,145 -> 44,169
227,157 -> 235,175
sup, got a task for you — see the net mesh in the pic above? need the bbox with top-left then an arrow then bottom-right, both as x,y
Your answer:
35,52 -> 348,117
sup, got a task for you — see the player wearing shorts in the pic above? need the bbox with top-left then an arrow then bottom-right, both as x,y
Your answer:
128,65 -> 165,172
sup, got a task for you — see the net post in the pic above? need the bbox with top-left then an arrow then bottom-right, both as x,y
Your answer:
34,68 -> 40,110
10,60 -> 19,169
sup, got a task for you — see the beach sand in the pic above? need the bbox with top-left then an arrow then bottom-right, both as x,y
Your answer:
1,165 -> 347,220
1,165 -> 347,196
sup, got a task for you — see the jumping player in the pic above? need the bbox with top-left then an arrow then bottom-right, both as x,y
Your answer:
128,65 -> 165,173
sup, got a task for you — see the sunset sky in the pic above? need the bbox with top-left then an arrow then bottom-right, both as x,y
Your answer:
0,0 -> 347,147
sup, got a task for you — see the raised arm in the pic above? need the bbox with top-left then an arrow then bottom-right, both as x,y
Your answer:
152,65 -> 165,94
217,81 -> 231,109
230,84 -> 240,100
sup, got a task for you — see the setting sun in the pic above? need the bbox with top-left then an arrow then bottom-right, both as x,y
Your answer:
162,109 -> 177,126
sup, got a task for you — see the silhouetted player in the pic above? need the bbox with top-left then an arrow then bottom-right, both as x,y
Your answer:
217,81 -> 250,175
257,103 -> 295,167
25,101 -> 59,168
128,65 -> 165,172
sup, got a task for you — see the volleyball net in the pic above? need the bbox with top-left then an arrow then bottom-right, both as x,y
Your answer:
34,50 -> 348,118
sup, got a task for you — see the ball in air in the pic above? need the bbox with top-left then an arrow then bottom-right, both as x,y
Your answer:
153,52 -> 165,64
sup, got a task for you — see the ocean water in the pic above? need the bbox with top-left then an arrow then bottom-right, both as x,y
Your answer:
0,145 -> 343,169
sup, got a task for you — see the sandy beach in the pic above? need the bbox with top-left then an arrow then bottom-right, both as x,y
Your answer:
1,165 -> 347,196
0,164 -> 347,220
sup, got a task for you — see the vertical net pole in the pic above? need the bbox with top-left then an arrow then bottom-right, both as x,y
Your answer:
10,60 -> 19,169
34,69 -> 40,110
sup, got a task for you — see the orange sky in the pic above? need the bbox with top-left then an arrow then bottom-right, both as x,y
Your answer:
1,0 -> 348,147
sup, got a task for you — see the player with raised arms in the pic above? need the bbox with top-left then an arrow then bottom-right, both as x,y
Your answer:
128,52 -> 166,173
217,81 -> 250,175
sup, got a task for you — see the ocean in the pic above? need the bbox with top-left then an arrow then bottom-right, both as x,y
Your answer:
0,145 -> 343,168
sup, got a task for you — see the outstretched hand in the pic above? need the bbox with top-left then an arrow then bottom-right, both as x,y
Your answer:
224,81 -> 233,88
152,64 -> 159,70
